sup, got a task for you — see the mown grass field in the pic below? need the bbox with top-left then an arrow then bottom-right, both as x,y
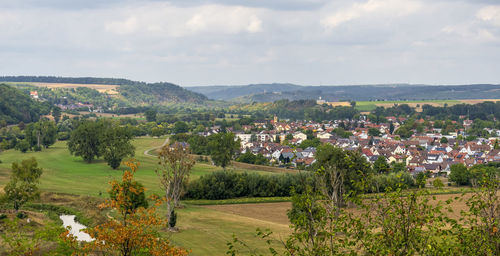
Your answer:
0,136 -> 292,255
0,136 -> 279,197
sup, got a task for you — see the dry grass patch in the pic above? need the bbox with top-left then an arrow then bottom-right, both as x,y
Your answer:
203,202 -> 292,225
29,82 -> 118,95
459,99 -> 500,104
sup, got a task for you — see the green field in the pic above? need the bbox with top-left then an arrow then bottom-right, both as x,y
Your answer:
355,99 -> 461,112
0,136 -> 290,255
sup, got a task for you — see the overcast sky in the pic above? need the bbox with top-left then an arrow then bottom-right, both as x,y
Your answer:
1,0 -> 499,86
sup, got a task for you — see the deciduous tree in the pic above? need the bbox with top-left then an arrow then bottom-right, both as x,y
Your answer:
4,157 -> 43,211
100,121 -> 135,169
157,142 -> 195,229
208,132 -> 240,170
82,161 -> 187,256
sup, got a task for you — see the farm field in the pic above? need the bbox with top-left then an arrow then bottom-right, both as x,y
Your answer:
5,81 -> 118,94
355,99 -> 500,112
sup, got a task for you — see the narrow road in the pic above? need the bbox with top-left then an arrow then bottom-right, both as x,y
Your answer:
143,137 -> 169,157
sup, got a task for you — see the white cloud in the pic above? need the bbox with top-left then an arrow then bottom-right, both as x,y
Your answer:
105,16 -> 138,35
0,0 -> 499,85
477,5 -> 500,26
321,0 -> 422,29
103,4 -> 263,37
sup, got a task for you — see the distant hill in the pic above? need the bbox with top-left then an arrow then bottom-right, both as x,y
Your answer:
0,76 -> 207,104
186,83 -> 500,102
186,83 -> 302,100
0,84 -> 52,124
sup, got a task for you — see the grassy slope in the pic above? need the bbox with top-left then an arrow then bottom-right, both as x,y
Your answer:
0,136 -> 290,255
0,137 -> 276,197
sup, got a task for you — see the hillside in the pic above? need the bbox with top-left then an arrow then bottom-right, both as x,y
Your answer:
186,83 -> 302,100
187,83 -> 500,102
0,84 -> 52,124
0,76 -> 207,105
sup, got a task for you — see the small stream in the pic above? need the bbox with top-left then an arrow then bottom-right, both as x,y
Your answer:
60,215 -> 94,242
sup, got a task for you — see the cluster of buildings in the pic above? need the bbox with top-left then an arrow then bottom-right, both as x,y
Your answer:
213,117 -> 500,176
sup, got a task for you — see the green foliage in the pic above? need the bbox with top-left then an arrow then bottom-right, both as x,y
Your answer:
15,140 -> 30,153
298,138 -> 320,149
433,178 -> 444,189
109,180 -> 148,213
449,164 -> 471,186
68,120 -> 103,163
373,156 -> 390,174
99,120 -> 135,169
368,127 -> 381,137
168,209 -> 177,228
208,132 -> 240,169
415,171 -> 427,188
236,151 -> 269,166
0,84 -> 51,124
144,109 -> 157,122
185,171 -> 311,200
4,157 -> 43,211
173,121 -> 189,134
24,119 -> 57,150
440,137 -> 448,143
68,119 -> 134,168
314,144 -> 372,196
368,171 -> 416,193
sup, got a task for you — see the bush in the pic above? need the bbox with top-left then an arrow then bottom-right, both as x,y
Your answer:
169,209 -> 177,228
0,213 -> 7,220
433,178 -> 444,189
368,171 -> 416,193
16,212 -> 27,219
184,171 -> 312,200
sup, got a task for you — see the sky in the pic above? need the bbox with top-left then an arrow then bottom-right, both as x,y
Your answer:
0,0 -> 499,86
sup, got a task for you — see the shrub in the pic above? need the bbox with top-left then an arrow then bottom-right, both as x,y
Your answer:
16,212 -> 27,219
433,178 -> 444,189
0,213 -> 7,220
169,209 -> 177,228
368,171 -> 416,193
184,171 -> 312,200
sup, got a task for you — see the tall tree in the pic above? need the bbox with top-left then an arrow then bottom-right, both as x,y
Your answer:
67,120 -> 102,163
4,158 -> 43,211
99,121 -> 135,169
52,106 -> 62,123
208,132 -> 240,170
315,144 -> 372,199
156,142 -> 195,228
24,119 -> 57,151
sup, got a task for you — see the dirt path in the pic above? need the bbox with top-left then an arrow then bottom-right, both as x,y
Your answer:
143,137 -> 169,157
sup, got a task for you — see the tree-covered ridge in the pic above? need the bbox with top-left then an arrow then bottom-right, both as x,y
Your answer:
0,76 -> 207,105
118,82 -> 207,104
0,76 -> 143,86
0,84 -> 52,125
190,83 -> 500,102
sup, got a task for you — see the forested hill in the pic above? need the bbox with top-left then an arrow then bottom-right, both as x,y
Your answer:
0,76 -> 207,104
0,84 -> 52,125
187,83 -> 500,102
186,83 -> 302,100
